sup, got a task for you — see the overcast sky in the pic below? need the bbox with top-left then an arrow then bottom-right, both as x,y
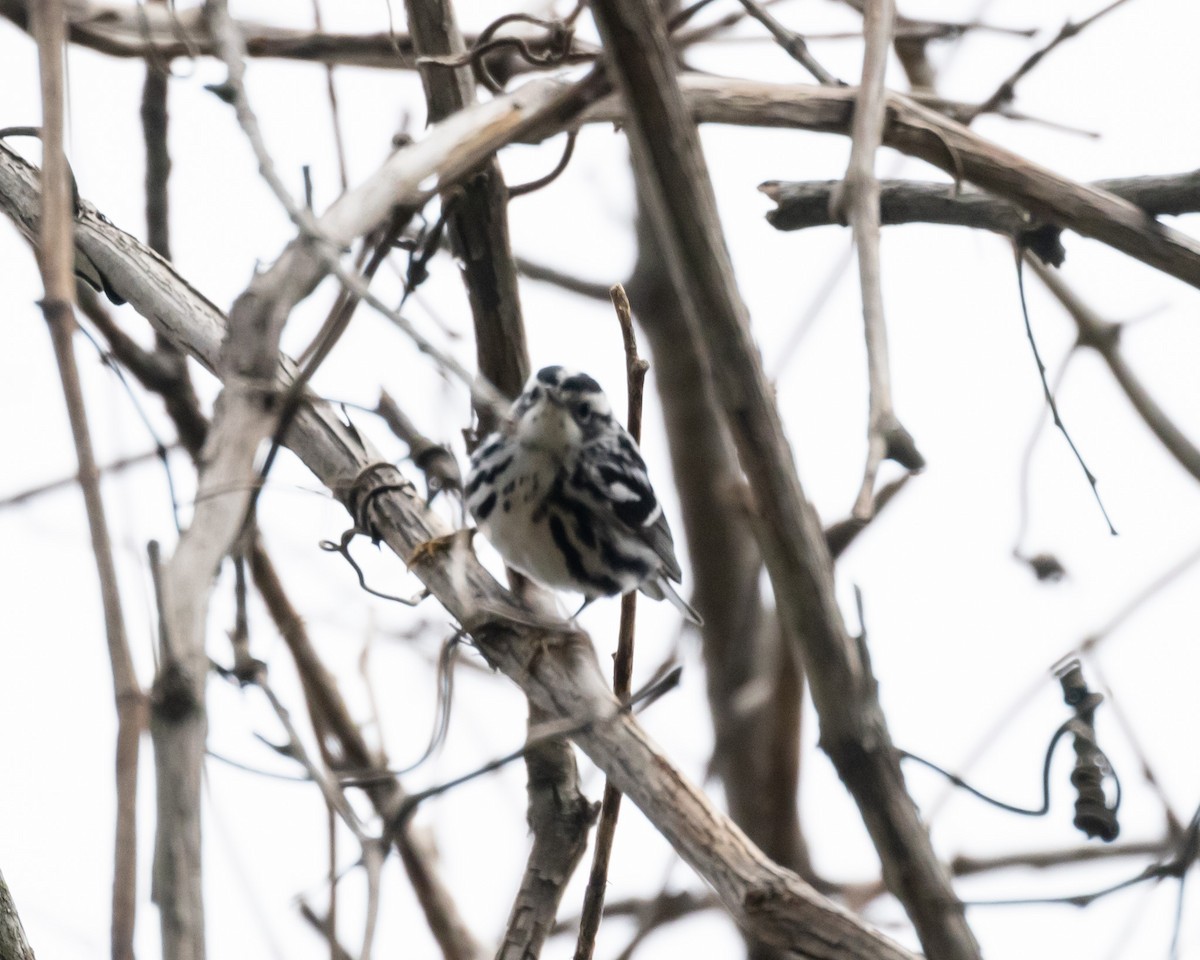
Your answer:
2,1 -> 1199,958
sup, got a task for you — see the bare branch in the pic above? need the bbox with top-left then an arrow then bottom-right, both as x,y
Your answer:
577,76 -> 1200,290
32,7 -> 144,960
1030,260 -> 1200,485
0,140 -> 918,960
968,0 -> 1134,121
584,2 -> 978,956
830,0 -> 924,519
247,540 -> 483,960
760,171 -> 1200,268
403,0 -> 529,419
731,0 -> 842,85
574,286 -> 648,960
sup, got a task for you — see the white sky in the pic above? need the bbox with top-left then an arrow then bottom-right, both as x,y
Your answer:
2,1 -> 1200,958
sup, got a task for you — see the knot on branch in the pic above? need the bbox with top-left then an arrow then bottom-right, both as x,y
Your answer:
150,661 -> 201,723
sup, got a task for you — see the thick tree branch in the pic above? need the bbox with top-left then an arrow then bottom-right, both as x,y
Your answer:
0,140 -> 917,960
403,0 -> 529,425
576,76 -> 1200,290
627,172 -> 817,960
585,2 -> 979,957
760,172 -> 1200,266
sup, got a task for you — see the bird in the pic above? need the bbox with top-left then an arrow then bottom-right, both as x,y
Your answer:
466,365 -> 701,625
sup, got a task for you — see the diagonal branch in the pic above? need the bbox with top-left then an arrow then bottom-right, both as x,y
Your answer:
584,1 -> 978,957
0,137 -> 917,960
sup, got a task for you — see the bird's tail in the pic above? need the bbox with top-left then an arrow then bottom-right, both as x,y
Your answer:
642,578 -> 703,626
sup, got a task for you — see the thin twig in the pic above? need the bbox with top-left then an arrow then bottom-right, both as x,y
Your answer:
732,0 -> 842,84
831,0 -> 924,520
1014,257 -> 1116,534
573,285 -> 649,960
309,0 -> 348,193
0,446 -> 175,508
968,0 -> 1134,120
33,7 -> 144,960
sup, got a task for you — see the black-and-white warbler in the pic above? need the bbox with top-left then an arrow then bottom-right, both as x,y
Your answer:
466,365 -> 701,625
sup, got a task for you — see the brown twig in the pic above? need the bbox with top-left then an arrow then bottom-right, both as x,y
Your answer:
968,0 -> 1134,121
376,390 -> 463,500
33,7 -> 145,960
298,900 -> 354,960
1030,259 -> 1200,484
309,0 -> 348,193
404,0 -> 529,419
515,257 -> 611,301
573,285 -> 649,960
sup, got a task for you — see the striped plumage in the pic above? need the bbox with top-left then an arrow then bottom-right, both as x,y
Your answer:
466,365 -> 701,624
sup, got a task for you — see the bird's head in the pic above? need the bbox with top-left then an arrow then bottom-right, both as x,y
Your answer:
510,365 -> 614,455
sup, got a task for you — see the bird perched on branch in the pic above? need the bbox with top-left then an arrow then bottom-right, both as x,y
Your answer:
466,365 -> 701,625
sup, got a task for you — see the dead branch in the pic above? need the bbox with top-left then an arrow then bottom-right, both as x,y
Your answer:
404,0 -> 529,423
585,2 -> 978,957
576,75 -> 1200,290
0,138 -> 917,960
573,286 -> 648,960
831,0 -> 924,519
32,7 -> 144,960
760,171 -> 1200,267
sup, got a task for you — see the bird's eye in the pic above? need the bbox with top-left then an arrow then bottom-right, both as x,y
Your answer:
574,401 -> 591,421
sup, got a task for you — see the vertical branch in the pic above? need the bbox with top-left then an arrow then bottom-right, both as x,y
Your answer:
497,709 -> 597,960
402,7 -> 596,955
573,285 -> 648,960
33,7 -> 144,960
831,0 -> 923,519
402,0 -> 528,419
309,0 -> 349,193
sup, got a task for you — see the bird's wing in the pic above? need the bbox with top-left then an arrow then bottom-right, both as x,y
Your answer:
577,432 -> 684,583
